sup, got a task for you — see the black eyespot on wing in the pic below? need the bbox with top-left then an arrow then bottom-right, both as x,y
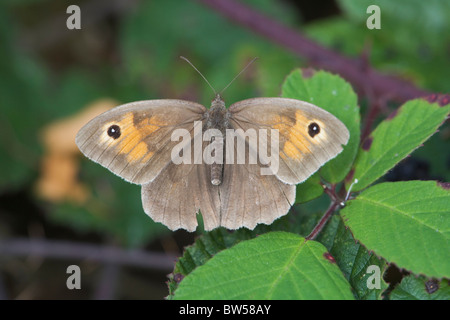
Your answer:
308,122 -> 320,138
107,125 -> 121,139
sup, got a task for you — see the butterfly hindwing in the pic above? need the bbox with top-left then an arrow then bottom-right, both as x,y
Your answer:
218,131 -> 295,230
141,139 -> 221,231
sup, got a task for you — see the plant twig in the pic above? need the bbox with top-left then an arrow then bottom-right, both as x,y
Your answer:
305,201 -> 340,241
94,263 -> 120,300
0,272 -> 8,300
0,238 -> 176,271
197,0 -> 429,104
306,183 -> 349,240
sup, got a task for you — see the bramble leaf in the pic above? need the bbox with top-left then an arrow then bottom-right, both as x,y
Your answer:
325,217 -> 388,299
295,172 -> 324,203
172,232 -> 354,299
341,181 -> 450,278
349,99 -> 450,192
390,275 -> 450,300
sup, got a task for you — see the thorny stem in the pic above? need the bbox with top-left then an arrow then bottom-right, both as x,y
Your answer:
0,238 -> 176,271
322,183 -> 337,201
306,184 -> 344,241
305,201 -> 340,241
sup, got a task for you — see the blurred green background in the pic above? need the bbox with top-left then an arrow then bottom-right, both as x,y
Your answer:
0,0 -> 448,299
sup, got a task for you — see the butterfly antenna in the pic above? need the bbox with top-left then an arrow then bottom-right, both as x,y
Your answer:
219,57 -> 258,95
180,56 -> 217,95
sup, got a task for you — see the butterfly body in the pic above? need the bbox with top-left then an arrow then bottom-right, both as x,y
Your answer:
76,96 -> 349,231
204,94 -> 230,185
205,94 -> 230,133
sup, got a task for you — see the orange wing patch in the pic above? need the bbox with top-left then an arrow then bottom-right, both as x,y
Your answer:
101,112 -> 166,163
271,111 -> 326,161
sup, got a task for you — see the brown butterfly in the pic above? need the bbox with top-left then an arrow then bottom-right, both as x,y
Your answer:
76,59 -> 349,231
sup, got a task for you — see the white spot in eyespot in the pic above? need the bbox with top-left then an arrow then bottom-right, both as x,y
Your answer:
332,90 -> 337,95
100,123 -> 116,144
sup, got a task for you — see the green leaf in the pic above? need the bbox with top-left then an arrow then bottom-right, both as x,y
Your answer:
326,217 -> 388,299
349,99 -> 450,192
172,229 -> 255,276
295,172 -> 324,203
282,69 -> 360,183
168,228 -> 253,296
341,181 -> 450,279
172,232 -> 354,299
168,224 -> 296,296
289,206 -> 388,299
390,276 -> 450,300
289,208 -> 388,299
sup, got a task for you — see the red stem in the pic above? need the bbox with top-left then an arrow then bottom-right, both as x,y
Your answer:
306,201 -> 340,241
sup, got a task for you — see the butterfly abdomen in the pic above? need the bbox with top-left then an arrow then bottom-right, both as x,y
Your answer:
205,96 -> 230,185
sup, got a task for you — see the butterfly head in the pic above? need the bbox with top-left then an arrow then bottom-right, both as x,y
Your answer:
213,93 -> 224,104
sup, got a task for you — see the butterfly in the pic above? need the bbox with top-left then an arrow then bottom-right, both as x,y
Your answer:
76,59 -> 349,232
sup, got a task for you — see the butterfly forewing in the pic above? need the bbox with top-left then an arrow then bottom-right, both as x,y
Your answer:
229,98 -> 349,185
76,100 -> 206,185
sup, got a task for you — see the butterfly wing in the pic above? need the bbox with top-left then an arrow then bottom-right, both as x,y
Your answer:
141,139 -> 221,232
218,137 -> 296,230
141,127 -> 295,231
229,98 -> 349,185
76,100 -> 206,185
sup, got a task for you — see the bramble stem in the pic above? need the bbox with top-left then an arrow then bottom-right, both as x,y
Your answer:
306,201 -> 340,241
